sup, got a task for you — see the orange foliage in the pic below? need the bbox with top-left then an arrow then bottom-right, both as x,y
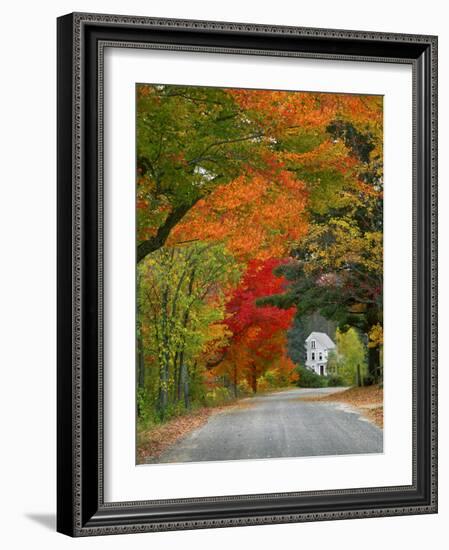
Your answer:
228,89 -> 338,133
227,89 -> 382,135
169,171 -> 308,261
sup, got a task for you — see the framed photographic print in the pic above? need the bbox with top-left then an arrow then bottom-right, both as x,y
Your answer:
57,12 -> 438,536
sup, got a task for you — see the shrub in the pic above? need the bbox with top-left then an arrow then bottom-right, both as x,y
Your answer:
256,375 -> 270,393
137,387 -> 159,428
163,400 -> 186,421
264,369 -> 277,387
205,386 -> 233,407
237,379 -> 253,396
327,374 -> 345,387
296,365 -> 328,388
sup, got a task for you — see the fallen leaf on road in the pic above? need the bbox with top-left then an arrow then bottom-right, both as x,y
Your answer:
298,385 -> 383,428
137,400 -> 254,464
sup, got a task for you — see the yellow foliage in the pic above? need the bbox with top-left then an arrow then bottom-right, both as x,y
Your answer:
368,324 -> 383,349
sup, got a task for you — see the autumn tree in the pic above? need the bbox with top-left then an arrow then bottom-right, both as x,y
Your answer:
136,86 -> 381,263
259,106 -> 384,382
136,85 -> 270,262
328,328 -> 367,386
138,243 -> 240,418
216,259 -> 296,393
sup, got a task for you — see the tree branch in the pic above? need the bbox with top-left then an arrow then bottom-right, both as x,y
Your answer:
137,197 -> 202,263
187,132 -> 263,166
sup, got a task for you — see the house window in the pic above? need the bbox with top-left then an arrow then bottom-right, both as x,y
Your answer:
311,352 -> 315,361
319,353 -> 323,360
311,340 -> 316,349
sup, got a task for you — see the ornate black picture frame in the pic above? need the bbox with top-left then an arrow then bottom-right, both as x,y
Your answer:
57,12 -> 438,537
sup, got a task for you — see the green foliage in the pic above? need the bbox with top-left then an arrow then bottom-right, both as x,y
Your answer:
331,328 -> 367,386
296,169 -> 348,215
326,374 -> 345,387
204,387 -> 233,407
138,242 -> 241,421
137,387 -> 154,429
296,365 -> 328,388
327,120 -> 375,163
275,130 -> 326,155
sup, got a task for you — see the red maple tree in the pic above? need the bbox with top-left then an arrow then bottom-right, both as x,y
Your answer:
216,258 -> 296,392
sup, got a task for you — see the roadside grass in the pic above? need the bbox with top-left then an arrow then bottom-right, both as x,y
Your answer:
136,383 -> 299,464
299,385 -> 384,429
137,399 -> 254,464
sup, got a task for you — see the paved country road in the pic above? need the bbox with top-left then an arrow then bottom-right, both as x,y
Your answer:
156,387 -> 383,464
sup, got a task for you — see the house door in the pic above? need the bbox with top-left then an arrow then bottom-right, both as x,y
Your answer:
320,365 -> 324,376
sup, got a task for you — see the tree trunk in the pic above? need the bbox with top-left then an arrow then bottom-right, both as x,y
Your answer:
363,303 -> 382,383
137,327 -> 145,391
177,351 -> 185,401
158,287 -> 170,418
136,270 -> 145,391
158,362 -> 169,417
251,364 -> 257,393
233,364 -> 238,398
181,363 -> 190,410
172,352 -> 180,402
356,364 -> 362,387
367,346 -> 380,383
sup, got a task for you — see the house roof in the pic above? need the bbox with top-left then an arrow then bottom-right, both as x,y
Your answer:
306,331 -> 336,349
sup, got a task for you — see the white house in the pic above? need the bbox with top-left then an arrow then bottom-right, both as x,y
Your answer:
305,332 -> 336,376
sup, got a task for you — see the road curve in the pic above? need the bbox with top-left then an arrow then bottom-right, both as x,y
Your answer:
155,387 -> 383,464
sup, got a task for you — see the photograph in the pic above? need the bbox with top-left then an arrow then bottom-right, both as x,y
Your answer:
135,83 -> 384,465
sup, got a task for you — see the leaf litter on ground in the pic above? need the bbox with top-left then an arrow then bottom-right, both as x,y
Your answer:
299,385 -> 383,428
137,400 -> 253,464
